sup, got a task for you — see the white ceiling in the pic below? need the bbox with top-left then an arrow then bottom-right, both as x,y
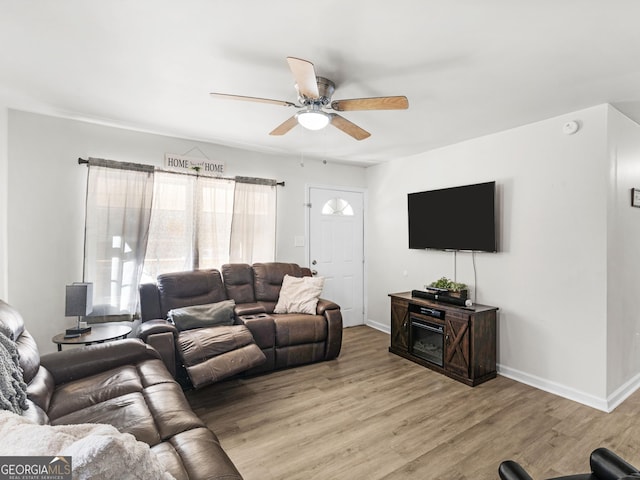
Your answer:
2,1 -> 640,165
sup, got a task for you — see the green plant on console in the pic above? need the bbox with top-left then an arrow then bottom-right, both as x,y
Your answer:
429,276 -> 467,292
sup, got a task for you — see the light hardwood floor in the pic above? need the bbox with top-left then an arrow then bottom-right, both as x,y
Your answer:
186,326 -> 640,480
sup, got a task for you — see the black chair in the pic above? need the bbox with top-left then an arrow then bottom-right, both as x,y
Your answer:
499,448 -> 640,480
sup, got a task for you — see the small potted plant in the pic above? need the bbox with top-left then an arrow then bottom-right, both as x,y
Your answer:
427,277 -> 469,299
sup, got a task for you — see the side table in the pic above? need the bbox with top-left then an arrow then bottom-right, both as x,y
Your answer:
52,324 -> 132,351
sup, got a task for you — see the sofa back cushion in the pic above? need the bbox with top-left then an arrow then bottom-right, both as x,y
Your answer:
157,270 -> 227,318
221,263 -> 256,304
252,263 -> 311,304
0,299 -> 40,385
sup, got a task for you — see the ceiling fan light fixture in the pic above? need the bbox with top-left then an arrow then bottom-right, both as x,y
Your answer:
296,108 -> 330,131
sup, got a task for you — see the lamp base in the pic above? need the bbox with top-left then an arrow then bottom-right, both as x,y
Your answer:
65,326 -> 92,335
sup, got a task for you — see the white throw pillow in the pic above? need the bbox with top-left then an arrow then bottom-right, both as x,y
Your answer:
274,274 -> 324,315
0,411 -> 175,480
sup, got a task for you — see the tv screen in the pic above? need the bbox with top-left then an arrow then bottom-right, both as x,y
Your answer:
408,181 -> 497,252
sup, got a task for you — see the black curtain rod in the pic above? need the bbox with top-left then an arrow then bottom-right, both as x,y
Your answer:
77,157 -> 285,186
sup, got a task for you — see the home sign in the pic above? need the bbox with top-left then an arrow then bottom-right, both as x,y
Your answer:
164,153 -> 225,176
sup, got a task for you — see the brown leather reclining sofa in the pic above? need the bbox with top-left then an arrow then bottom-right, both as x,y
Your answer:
0,299 -> 242,479
139,262 -> 343,387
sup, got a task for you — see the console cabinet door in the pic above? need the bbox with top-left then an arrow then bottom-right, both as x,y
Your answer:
445,315 -> 470,377
390,297 -> 410,352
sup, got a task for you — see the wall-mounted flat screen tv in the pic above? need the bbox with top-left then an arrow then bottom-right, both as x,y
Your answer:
408,181 -> 497,252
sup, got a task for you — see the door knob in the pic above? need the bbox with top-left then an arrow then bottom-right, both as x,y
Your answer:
311,270 -> 318,275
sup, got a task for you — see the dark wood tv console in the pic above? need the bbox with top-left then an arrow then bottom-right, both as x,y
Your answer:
388,291 -> 498,386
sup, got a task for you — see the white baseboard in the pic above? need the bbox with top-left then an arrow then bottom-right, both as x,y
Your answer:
365,319 -> 390,335
498,364 -> 612,412
606,371 -> 640,412
361,323 -> 640,412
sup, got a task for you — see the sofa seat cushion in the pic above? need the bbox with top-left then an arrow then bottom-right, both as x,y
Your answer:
52,391 -> 163,446
141,382 -> 206,440
47,365 -> 146,420
46,358 -> 204,448
273,314 -> 328,346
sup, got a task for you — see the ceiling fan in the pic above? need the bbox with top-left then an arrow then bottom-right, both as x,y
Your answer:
210,57 -> 409,141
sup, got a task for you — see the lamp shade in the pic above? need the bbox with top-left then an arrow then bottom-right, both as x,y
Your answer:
65,283 -> 93,317
296,109 -> 330,131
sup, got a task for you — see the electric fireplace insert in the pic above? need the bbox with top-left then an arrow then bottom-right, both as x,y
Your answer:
409,304 -> 445,367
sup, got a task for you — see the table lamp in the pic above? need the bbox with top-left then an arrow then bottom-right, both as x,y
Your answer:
65,282 -> 93,335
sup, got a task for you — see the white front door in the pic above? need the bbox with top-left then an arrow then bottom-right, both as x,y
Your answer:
308,187 -> 364,328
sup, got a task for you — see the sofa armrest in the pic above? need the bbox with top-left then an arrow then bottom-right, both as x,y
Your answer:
234,302 -> 267,317
590,448 -> 639,479
316,298 -> 339,315
237,314 -> 275,349
323,307 -> 343,360
40,338 -> 161,385
138,319 -> 178,342
138,320 -> 178,377
498,461 -> 534,480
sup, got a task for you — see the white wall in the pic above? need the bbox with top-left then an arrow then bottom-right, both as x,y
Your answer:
0,105 -> 7,300
366,105 -> 611,408
6,110 -> 366,353
9,105 -> 640,410
606,106 -> 640,405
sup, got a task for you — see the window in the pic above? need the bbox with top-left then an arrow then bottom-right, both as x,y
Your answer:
82,158 -> 277,319
142,172 -> 235,283
83,162 -> 154,321
229,179 -> 277,264
322,197 -> 354,216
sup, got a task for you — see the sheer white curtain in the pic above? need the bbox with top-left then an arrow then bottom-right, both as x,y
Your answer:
142,171 -> 195,282
229,178 -> 277,264
83,160 -> 154,320
196,176 -> 235,269
83,161 -> 278,311
142,172 -> 234,282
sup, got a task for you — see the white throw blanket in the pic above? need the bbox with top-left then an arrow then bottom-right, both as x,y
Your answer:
0,323 -> 28,415
0,411 -> 175,480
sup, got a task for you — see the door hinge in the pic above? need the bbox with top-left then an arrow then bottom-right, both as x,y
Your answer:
304,202 -> 312,208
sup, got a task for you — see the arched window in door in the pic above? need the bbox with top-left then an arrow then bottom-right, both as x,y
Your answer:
321,197 -> 354,216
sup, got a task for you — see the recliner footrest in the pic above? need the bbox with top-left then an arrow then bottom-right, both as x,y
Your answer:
186,343 -> 266,388
177,324 -> 266,389
178,325 -> 255,366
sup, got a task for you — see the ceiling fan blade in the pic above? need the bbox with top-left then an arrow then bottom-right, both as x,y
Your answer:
330,114 -> 371,141
286,57 -> 320,99
269,116 -> 299,136
331,96 -> 409,111
210,92 -> 296,108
